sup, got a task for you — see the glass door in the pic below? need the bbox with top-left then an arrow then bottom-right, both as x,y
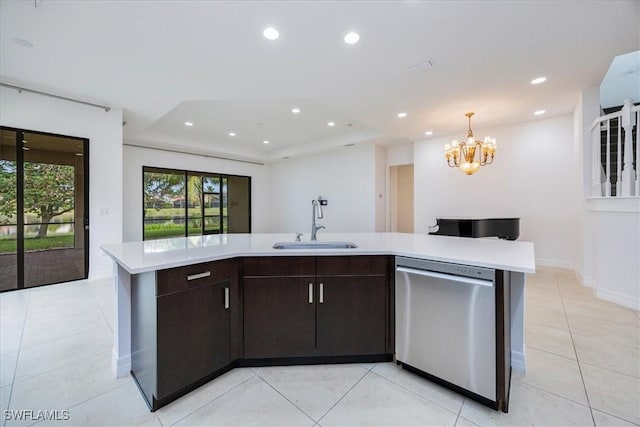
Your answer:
0,127 -> 89,291
0,130 -> 18,291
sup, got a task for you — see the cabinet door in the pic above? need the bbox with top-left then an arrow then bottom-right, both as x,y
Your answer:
156,281 -> 230,400
244,277 -> 316,359
316,276 -> 386,356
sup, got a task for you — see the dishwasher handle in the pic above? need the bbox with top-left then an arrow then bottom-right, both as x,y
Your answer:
396,266 -> 493,287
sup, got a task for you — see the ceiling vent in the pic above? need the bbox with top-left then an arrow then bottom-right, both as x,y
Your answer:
409,58 -> 435,71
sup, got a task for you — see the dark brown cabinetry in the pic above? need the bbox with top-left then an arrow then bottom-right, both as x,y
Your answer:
243,255 -> 391,362
132,254 -> 391,411
315,276 -> 386,356
131,258 -> 239,410
156,281 -> 229,399
244,276 -> 316,358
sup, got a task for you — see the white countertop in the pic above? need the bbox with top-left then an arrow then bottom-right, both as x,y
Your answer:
101,233 -> 535,275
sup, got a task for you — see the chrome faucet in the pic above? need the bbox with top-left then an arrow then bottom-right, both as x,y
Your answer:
311,198 -> 325,241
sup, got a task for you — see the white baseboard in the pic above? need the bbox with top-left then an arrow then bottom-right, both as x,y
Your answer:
511,350 -> 526,373
112,349 -> 131,379
596,287 -> 640,311
535,258 -> 574,270
575,270 -> 594,288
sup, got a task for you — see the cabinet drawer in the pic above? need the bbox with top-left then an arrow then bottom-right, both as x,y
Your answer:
157,258 -> 237,296
316,255 -> 388,276
243,256 -> 315,277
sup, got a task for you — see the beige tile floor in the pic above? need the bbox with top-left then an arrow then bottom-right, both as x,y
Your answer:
0,267 -> 638,426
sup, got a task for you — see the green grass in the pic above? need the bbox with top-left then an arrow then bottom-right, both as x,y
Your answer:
144,208 -> 227,218
0,235 -> 75,254
144,227 -> 212,240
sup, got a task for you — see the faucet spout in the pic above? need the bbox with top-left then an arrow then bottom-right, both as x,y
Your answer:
311,199 -> 325,241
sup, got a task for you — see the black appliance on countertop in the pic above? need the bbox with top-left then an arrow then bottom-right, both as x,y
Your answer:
428,217 -> 520,240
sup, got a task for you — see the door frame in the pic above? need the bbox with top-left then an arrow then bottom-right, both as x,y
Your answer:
0,126 -> 89,291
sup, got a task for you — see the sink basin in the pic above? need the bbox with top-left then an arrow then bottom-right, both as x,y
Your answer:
272,241 -> 358,249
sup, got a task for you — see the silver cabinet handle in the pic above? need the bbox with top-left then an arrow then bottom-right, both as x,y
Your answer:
224,287 -> 230,309
319,283 -> 324,304
308,283 -> 313,304
187,271 -> 211,281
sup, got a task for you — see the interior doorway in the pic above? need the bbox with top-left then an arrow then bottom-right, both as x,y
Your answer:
0,127 -> 89,291
388,164 -> 414,233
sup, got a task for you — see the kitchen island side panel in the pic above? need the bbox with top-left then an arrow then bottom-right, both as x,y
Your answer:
510,272 -> 526,372
130,271 -> 157,407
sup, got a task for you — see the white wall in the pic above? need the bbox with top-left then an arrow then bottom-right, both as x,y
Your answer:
122,144 -> 271,241
590,208 -> 640,309
576,86 -> 601,285
414,114 -> 579,268
269,145 -> 377,234
387,143 -> 413,166
0,87 -> 123,279
374,145 -> 387,232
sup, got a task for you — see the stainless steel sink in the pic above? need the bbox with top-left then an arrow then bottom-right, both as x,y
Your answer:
272,241 -> 358,249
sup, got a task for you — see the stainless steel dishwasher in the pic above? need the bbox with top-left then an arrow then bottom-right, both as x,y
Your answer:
395,256 -> 500,406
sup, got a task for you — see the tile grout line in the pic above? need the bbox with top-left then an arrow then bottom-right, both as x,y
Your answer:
86,279 -> 114,334
453,397 -> 465,426
576,360 -> 640,381
9,345 -> 114,386
555,269 -> 596,427
27,381 -> 132,427
525,343 -> 579,363
590,407 -> 640,426
512,376 -> 594,409
253,369 -> 329,425
3,290 -> 30,427
167,373 -> 257,427
369,367 -> 462,417
314,367 -> 373,425
10,362 -> 130,427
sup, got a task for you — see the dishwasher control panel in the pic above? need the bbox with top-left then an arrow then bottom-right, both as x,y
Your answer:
395,256 -> 495,281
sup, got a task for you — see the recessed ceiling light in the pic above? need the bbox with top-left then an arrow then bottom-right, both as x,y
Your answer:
263,27 -> 279,40
13,38 -> 33,48
263,140 -> 270,144
184,122 -> 193,126
397,112 -> 407,118
534,110 -> 546,116
228,132 -> 236,137
344,32 -> 360,44
327,122 -> 335,127
291,108 -> 300,114
530,77 -> 547,85
425,131 -> 433,136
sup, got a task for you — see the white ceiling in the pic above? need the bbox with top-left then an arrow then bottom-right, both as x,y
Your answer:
600,50 -> 640,108
1,0 -> 638,162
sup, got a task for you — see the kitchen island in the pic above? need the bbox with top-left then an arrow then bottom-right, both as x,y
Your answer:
102,232 -> 535,411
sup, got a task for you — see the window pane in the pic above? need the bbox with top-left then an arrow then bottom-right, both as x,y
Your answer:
203,193 -> 220,217
203,176 -> 220,193
226,176 -> 250,233
188,218 -> 202,236
143,170 -> 186,240
143,168 -> 250,239
204,216 -> 220,233
187,173 -> 202,221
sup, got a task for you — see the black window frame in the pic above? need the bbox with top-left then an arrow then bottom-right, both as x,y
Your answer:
142,166 -> 251,241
